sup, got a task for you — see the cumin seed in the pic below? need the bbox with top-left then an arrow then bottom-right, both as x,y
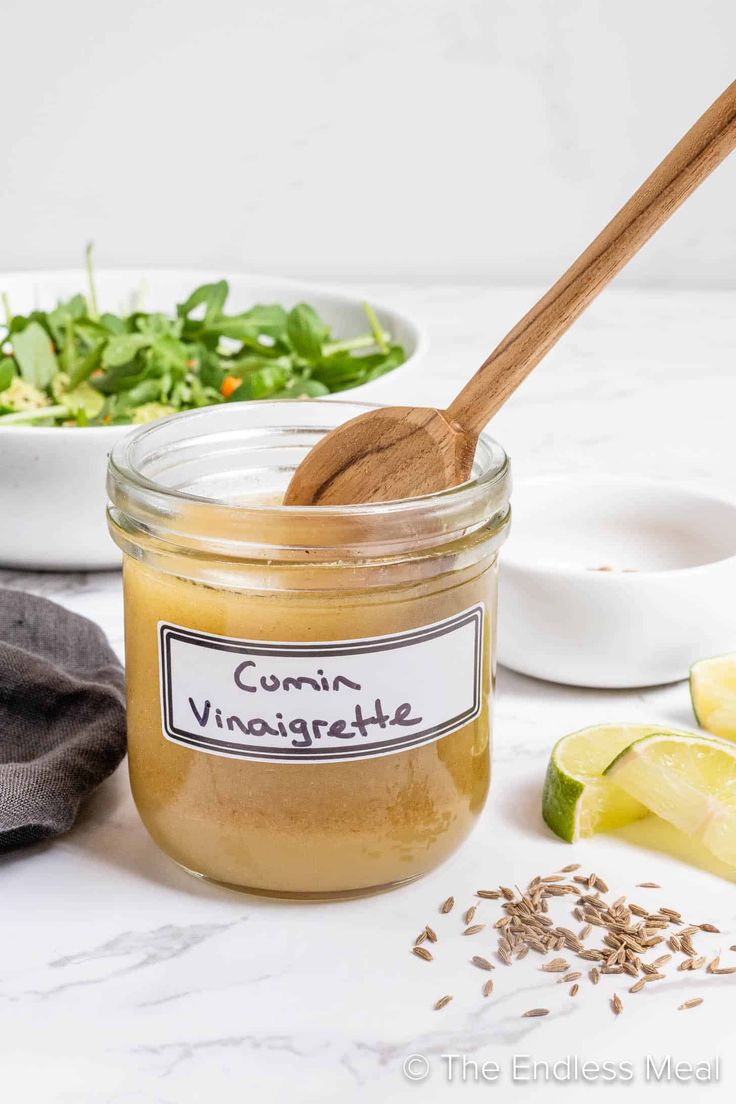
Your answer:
440,896 -> 454,914
412,946 -> 433,961
522,1008 -> 549,1018
678,998 -> 704,1010
434,995 -> 452,1010
483,979 -> 494,997
611,994 -> 623,1015
471,956 -> 493,971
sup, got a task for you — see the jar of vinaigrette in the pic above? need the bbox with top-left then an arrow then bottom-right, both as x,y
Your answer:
108,402 -> 511,899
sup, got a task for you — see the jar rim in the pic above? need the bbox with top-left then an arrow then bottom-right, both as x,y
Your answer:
107,401 -> 511,558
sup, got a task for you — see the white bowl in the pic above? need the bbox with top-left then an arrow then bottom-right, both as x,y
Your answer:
0,270 -> 424,570
498,475 -> 736,688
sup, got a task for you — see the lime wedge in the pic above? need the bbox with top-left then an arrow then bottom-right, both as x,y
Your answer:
690,654 -> 736,739
605,732 -> 736,867
542,724 -> 668,842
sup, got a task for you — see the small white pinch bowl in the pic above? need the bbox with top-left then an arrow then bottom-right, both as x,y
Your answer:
498,475 -> 736,689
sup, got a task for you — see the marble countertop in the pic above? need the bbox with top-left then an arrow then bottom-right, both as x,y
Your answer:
2,282 -> 735,1104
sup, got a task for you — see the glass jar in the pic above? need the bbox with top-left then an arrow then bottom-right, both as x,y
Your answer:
107,402 -> 511,899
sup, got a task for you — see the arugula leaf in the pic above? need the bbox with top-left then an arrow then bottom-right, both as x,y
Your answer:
276,378 -> 330,398
102,333 -> 151,368
12,322 -> 59,388
177,281 -> 229,323
287,303 -> 329,360
313,345 -> 405,391
0,357 -> 16,391
99,312 -> 127,335
69,342 -> 104,388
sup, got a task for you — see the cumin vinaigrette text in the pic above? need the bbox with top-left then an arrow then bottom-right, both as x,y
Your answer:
188,658 -> 423,749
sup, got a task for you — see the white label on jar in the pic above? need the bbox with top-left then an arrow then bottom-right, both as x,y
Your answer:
158,605 -> 484,763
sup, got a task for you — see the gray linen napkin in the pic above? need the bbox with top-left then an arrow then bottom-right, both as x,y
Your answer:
0,587 -> 126,851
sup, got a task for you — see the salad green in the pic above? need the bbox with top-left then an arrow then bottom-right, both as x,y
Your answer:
0,247 -> 406,427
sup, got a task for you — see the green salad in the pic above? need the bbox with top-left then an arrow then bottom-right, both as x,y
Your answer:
0,247 -> 406,427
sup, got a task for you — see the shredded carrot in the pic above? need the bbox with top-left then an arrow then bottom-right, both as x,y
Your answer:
220,376 -> 241,398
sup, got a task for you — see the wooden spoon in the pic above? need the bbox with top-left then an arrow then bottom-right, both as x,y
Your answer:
285,81 -> 736,507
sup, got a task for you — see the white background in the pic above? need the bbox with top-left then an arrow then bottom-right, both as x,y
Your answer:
1,0 -> 734,286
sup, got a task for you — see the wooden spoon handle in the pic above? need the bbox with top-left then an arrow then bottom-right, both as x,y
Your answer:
447,81 -> 736,438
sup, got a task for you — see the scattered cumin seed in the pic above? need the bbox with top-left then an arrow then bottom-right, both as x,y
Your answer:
707,956 -> 720,974
541,958 -> 570,973
476,889 -> 501,899
689,956 -> 706,971
440,896 -> 454,914
463,924 -> 485,936
516,945 -> 529,961
434,995 -> 453,1010
593,877 -> 609,893
699,923 -> 720,933
629,978 -> 647,993
471,956 -> 493,971
651,954 -> 672,968
541,875 -> 565,883
425,926 -> 438,943
579,924 -> 592,940
414,931 -> 427,946
659,907 -> 682,921
464,906 -> 477,925
522,1008 -> 549,1018
611,994 -> 623,1015
714,966 -> 736,975
483,979 -> 494,997
500,887 -> 515,901
412,946 -> 433,961
559,971 -> 581,983
590,967 -> 600,985
679,998 -> 704,1011
730,945 -> 736,952
636,883 -> 660,889
561,864 -> 581,873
